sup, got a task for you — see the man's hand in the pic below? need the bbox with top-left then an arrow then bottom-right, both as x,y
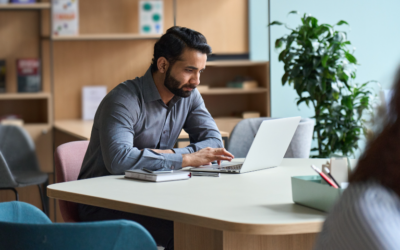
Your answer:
182,147 -> 234,167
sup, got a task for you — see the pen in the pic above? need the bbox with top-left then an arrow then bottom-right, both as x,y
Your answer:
310,165 -> 338,189
324,167 -> 341,188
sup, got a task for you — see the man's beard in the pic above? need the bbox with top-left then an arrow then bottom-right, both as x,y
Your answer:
164,67 -> 196,98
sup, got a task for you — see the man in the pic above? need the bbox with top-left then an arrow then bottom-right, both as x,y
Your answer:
78,26 -> 234,249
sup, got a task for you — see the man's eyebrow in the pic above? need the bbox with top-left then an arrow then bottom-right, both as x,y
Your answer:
186,66 -> 206,71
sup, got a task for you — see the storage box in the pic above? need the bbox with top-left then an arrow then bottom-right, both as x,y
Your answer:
291,175 -> 344,212
17,58 -> 41,92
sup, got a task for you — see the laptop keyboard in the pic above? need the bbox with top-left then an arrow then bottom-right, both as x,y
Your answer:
218,164 -> 243,170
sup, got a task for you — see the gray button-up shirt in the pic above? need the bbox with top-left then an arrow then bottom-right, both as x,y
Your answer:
78,68 -> 223,180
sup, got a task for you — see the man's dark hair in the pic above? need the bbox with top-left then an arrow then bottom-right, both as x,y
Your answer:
151,26 -> 212,72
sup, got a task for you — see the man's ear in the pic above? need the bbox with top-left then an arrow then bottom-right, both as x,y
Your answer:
157,57 -> 169,74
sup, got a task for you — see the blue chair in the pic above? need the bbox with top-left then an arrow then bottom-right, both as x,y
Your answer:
0,201 -> 157,250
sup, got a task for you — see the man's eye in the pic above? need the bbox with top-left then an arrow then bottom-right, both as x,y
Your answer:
186,69 -> 193,72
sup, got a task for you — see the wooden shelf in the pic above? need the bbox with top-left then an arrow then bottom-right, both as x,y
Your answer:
0,3 -> 51,9
0,92 -> 51,100
206,60 -> 268,67
52,33 -> 162,41
198,87 -> 268,95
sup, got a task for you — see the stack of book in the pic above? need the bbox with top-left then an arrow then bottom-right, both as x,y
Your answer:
125,169 -> 191,182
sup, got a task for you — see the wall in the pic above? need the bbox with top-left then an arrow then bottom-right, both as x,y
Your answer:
249,0 -> 269,61
269,0 -> 400,119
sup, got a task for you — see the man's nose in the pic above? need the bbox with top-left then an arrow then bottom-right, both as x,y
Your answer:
191,72 -> 200,85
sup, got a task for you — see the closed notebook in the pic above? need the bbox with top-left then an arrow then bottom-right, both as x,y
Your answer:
125,169 -> 191,182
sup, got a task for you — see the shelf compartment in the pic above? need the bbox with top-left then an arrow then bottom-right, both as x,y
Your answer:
0,3 -> 51,9
52,33 -> 161,41
0,92 -> 51,100
198,87 -> 268,95
206,60 -> 268,67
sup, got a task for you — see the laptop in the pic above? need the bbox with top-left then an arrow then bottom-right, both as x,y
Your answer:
191,116 -> 301,174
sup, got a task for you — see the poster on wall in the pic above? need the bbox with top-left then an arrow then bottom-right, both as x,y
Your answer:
82,86 -> 107,120
139,0 -> 163,34
52,0 -> 79,36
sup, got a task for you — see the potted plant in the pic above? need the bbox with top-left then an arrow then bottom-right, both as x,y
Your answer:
270,11 -> 376,158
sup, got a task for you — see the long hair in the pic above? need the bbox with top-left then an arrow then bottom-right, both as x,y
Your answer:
350,68 -> 400,196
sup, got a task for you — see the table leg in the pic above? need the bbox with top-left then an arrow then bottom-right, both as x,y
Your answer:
174,222 -> 318,250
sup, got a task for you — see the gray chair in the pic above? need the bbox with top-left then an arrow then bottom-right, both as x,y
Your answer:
227,118 -> 314,158
0,125 -> 48,215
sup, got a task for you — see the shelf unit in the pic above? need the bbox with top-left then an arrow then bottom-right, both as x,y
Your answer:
51,33 -> 161,41
0,3 -> 50,9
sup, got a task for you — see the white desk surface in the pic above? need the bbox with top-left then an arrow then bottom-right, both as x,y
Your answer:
48,158 -> 347,235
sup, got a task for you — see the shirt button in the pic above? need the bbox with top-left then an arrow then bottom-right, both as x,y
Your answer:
163,131 -> 166,134
171,166 -> 175,170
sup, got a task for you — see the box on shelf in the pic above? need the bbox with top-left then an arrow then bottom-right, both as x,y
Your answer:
17,59 -> 41,92
10,0 -> 36,3
0,115 -> 24,126
0,60 -> 5,93
139,0 -> 163,34
82,86 -> 107,120
52,0 -> 79,36
227,76 -> 258,89
291,175 -> 345,212
196,85 -> 209,92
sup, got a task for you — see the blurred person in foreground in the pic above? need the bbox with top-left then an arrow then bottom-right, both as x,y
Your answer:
77,26 -> 234,250
314,68 -> 400,250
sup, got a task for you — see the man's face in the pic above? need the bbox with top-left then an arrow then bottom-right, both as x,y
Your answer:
164,48 -> 207,98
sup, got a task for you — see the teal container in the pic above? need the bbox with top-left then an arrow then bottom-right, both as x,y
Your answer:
291,175 -> 344,212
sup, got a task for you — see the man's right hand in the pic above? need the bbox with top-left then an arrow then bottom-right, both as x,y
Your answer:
182,147 -> 234,167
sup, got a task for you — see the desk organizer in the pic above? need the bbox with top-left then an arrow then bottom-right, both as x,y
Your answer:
291,175 -> 344,212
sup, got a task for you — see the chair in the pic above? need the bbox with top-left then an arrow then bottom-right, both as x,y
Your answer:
0,125 -> 48,214
54,141 -> 89,222
0,201 -> 158,250
227,118 -> 315,158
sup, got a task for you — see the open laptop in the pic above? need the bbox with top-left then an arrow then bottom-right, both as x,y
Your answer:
191,116 -> 301,174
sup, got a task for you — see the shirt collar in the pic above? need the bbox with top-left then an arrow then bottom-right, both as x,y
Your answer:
143,67 -> 162,103
142,67 -> 183,105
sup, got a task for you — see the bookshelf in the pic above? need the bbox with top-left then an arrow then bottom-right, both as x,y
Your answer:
52,33 -> 161,41
0,3 -> 50,9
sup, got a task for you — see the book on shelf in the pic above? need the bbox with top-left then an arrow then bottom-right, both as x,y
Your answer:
52,0 -> 79,36
227,77 -> 258,89
0,60 -> 5,93
10,0 -> 36,3
125,169 -> 191,182
139,0 -> 163,34
17,58 -> 41,92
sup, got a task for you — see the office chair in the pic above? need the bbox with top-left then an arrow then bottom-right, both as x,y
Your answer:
0,201 -> 157,250
0,125 -> 48,214
54,140 -> 89,222
227,117 -> 314,158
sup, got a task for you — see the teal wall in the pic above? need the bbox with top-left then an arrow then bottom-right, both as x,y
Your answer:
249,0 -> 269,61
268,0 -> 400,119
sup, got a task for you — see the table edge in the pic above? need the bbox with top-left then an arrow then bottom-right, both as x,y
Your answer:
47,187 -> 323,235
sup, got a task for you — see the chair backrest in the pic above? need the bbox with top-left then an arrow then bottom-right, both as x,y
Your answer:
54,141 -> 89,222
0,125 -> 40,173
0,201 -> 157,250
227,117 -> 314,158
0,201 -> 51,224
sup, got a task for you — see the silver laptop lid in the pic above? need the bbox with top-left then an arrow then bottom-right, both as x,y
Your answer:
240,117 -> 301,173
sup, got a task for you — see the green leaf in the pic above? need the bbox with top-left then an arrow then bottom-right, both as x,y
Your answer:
269,21 -> 284,26
345,51 -> 357,64
321,54 -> 329,68
275,38 -> 284,48
288,10 -> 298,15
336,20 -> 349,26
282,72 -> 289,85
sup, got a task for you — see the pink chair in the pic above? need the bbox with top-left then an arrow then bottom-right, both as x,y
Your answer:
54,141 -> 89,222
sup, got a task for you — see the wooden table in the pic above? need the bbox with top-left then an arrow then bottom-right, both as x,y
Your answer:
54,119 -> 230,146
47,158 -> 339,250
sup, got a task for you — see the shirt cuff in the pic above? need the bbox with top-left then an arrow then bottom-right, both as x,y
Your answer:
163,153 -> 183,170
172,147 -> 193,155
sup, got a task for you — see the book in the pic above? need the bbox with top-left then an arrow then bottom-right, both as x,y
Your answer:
227,80 -> 258,89
139,0 -> 163,34
125,169 -> 191,182
0,60 -> 5,93
17,58 -> 41,92
52,0 -> 79,36
10,0 -> 36,3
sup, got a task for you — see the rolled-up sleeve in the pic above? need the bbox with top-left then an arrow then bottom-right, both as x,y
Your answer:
99,95 -> 183,174
173,91 -> 223,154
